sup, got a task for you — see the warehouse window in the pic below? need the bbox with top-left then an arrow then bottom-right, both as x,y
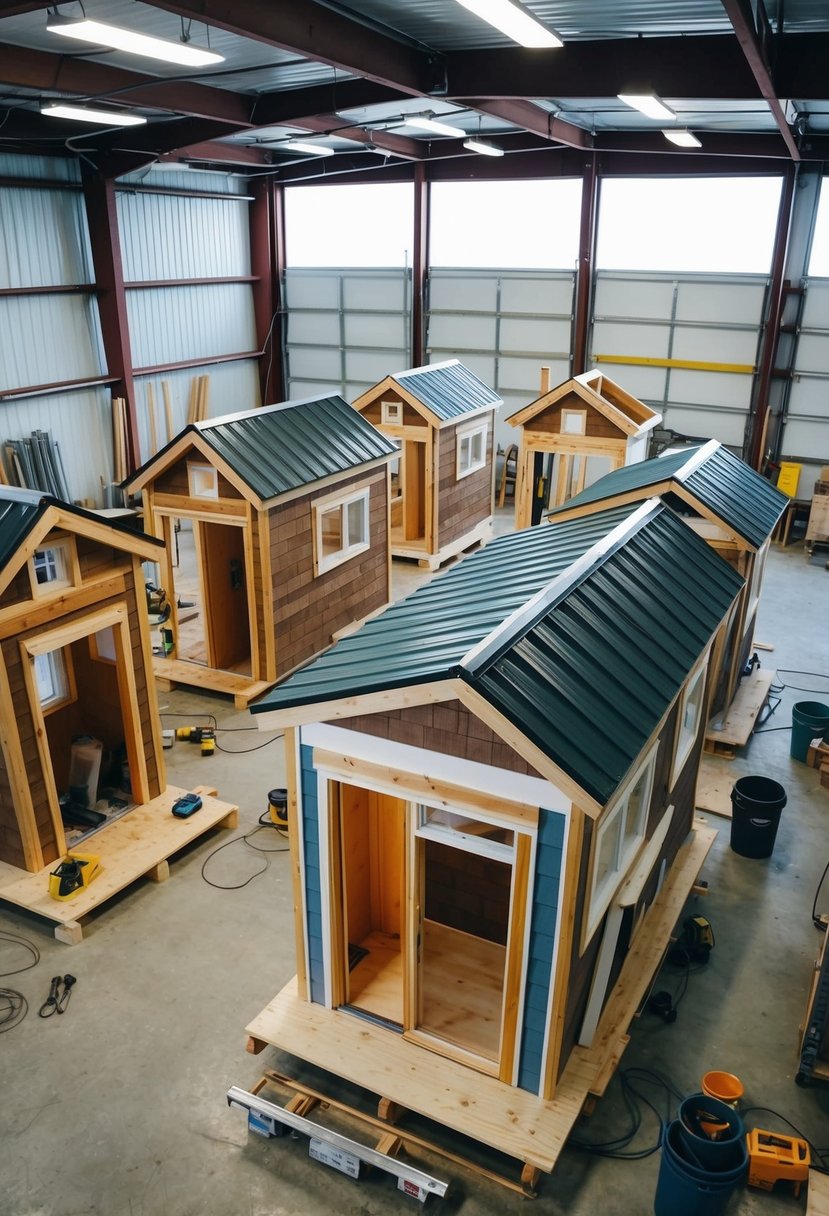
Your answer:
313,487 -> 370,575
457,422 -> 487,478
586,746 -> 657,941
285,183 -> 414,266
596,177 -> 782,273
808,182 -> 829,275
430,179 -> 581,268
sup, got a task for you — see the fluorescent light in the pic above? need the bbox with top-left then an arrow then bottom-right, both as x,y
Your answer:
662,129 -> 702,148
405,116 -> 466,138
618,94 -> 676,121
455,0 -> 563,48
41,103 -> 147,127
463,137 -> 504,157
47,16 -> 224,67
283,140 -> 335,157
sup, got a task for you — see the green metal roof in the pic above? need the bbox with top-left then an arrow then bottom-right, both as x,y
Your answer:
126,394 -> 397,501
392,360 -> 501,422
0,486 -> 163,572
252,502 -> 743,805
547,441 -> 788,549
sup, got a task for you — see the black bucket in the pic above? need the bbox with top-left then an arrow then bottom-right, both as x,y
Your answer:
730,776 -> 786,859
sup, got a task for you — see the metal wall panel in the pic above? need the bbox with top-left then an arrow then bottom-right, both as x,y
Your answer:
118,191 -> 251,281
1,294 -> 105,389
0,188 -> 93,288
0,154 -> 80,182
127,284 -> 256,368
133,359 -> 260,464
778,276 -> 829,457
284,273 -> 341,309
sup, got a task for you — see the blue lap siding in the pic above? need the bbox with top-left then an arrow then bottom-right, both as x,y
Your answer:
518,809 -> 566,1093
299,744 -> 325,1004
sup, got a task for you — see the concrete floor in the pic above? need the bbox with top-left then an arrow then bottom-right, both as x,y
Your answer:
1,522 -> 828,1216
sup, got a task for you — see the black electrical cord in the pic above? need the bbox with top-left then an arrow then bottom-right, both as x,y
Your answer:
159,711 -> 281,751
0,930 -> 39,1032
812,859 -> 829,930
0,929 -> 40,976
214,735 -> 282,755
569,1067 -> 684,1159
200,819 -> 289,890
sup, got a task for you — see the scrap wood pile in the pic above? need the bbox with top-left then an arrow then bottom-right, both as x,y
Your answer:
3,429 -> 71,499
144,373 -> 210,459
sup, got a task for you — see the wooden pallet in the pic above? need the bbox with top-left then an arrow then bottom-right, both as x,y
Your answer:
0,784 -> 237,943
153,657 -> 273,709
244,820 -> 716,1194
808,1168 -> 829,1215
705,667 -> 774,758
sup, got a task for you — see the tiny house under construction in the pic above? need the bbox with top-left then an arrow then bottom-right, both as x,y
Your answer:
124,395 -> 397,707
247,498 -> 743,1180
547,439 -> 788,720
506,368 -> 662,527
352,360 -> 501,569
0,487 -> 165,874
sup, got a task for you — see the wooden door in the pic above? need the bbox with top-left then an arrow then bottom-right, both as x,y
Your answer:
198,521 -> 251,673
403,439 -> 426,542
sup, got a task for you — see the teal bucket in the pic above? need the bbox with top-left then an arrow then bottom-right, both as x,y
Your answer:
790,701 -> 829,762
654,1119 -> 747,1216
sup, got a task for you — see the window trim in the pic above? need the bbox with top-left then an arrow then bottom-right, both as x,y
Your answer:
187,462 -> 219,500
669,656 -> 709,787
29,536 -> 77,599
312,484 -> 371,577
456,421 -> 488,480
584,744 -> 658,945
381,399 -> 403,426
561,408 -> 587,436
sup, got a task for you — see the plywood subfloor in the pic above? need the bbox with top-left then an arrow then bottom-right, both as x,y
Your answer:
421,920 -> 504,1061
348,930 -> 403,1025
695,754 -> 734,819
705,667 -> 774,753
246,822 -> 716,1174
0,785 -> 238,941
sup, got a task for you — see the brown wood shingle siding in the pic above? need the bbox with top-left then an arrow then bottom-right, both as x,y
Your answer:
154,452 -> 242,499
271,472 -> 388,678
360,393 -> 428,429
334,700 -> 543,778
437,423 -> 493,549
526,400 -> 624,440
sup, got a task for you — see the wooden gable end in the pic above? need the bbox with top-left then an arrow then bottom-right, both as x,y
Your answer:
152,444 -> 246,502
524,388 -> 630,440
357,388 -> 429,431
0,518 -> 135,614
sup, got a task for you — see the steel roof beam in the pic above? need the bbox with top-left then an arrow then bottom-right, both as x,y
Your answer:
284,113 -> 423,160
145,0 -> 443,97
250,80 -> 410,127
721,0 -> 800,161
459,98 -> 591,149
0,42 -> 253,125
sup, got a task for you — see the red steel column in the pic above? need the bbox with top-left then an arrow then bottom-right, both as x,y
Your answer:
81,166 -> 140,471
250,177 -> 286,403
572,153 -> 599,376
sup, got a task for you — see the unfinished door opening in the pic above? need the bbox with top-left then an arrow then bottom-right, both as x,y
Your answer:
337,783 -> 406,1027
22,608 -> 148,854
390,439 -> 427,547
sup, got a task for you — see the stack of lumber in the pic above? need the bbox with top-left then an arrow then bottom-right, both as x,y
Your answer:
4,430 -> 71,500
187,374 -> 210,425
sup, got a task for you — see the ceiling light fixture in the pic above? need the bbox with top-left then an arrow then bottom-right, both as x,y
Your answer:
455,0 -> 563,48
46,14 -> 224,67
405,115 -> 466,138
283,140 -> 335,157
662,129 -> 701,148
618,93 -> 676,121
41,103 -> 147,126
463,137 -> 504,157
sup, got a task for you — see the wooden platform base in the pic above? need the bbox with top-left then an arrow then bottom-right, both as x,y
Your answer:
695,754 -> 734,819
0,784 -> 238,943
153,656 -> 273,709
393,517 -> 493,572
245,820 -> 715,1185
705,667 -> 774,758
808,1168 -> 829,1215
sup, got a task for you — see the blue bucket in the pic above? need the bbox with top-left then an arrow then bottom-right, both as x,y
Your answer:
676,1093 -> 745,1170
654,1120 -> 747,1216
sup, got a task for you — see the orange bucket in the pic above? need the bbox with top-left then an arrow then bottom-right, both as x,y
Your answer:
701,1070 -> 744,1108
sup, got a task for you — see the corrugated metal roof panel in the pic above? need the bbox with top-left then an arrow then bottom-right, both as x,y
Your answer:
253,502 -> 742,805
682,445 -> 789,549
476,509 -> 742,803
197,394 -> 398,500
548,443 -> 788,549
0,492 -> 45,570
393,360 -> 502,421
251,502 -> 648,707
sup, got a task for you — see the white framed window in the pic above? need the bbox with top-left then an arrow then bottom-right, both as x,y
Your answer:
34,648 -> 74,713
31,538 -> 74,596
313,487 -> 370,576
561,409 -> 587,435
457,422 -> 487,479
381,400 -> 403,426
747,538 -> 769,621
89,626 -> 117,664
187,463 -> 219,500
586,745 -> 657,942
415,803 -> 515,862
670,659 -> 708,786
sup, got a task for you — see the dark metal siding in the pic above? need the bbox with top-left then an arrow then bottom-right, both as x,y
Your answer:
0,496 -> 45,572
300,743 -> 325,1005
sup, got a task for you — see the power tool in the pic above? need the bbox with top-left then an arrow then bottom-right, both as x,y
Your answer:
48,852 -> 102,901
145,582 -> 171,624
176,725 -> 216,756
669,914 -> 715,964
